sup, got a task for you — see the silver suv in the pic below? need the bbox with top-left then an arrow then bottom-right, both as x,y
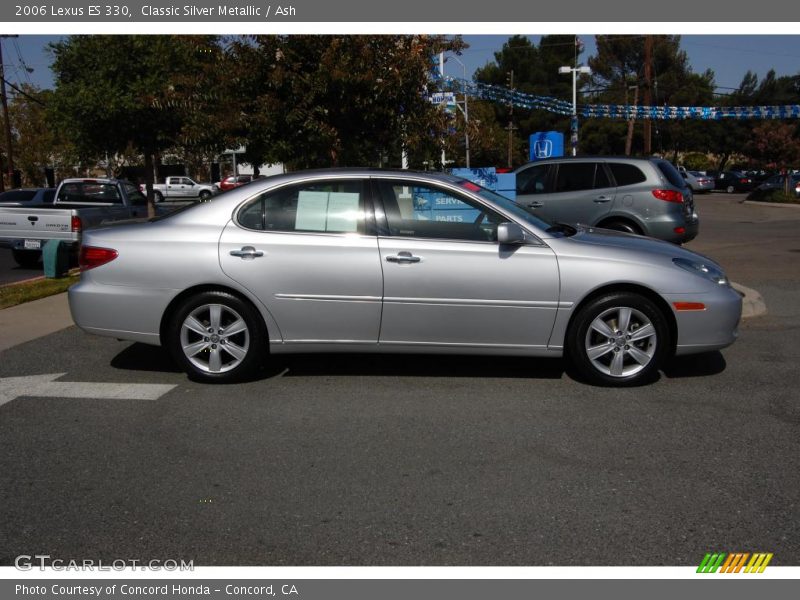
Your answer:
514,157 -> 698,243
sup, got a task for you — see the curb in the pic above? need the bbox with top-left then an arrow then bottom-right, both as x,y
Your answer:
743,200 -> 800,208
731,282 -> 767,319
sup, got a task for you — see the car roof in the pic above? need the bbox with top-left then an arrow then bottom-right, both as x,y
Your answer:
515,155 -> 667,171
251,168 -> 463,184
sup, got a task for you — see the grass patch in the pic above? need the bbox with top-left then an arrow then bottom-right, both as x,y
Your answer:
0,273 -> 79,310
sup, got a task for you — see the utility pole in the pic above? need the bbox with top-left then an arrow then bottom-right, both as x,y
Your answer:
0,35 -> 18,191
643,35 -> 653,156
625,84 -> 639,156
506,70 -> 516,169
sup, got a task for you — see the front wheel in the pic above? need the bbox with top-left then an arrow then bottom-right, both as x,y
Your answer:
166,291 -> 266,382
567,292 -> 670,386
154,191 -> 164,203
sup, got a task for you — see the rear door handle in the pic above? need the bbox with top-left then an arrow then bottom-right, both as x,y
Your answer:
230,246 -> 264,259
593,196 -> 611,203
527,201 -> 543,208
386,251 -> 421,264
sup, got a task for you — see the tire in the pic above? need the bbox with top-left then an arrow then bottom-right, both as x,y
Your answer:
154,191 -> 164,203
600,220 -> 641,235
12,249 -> 42,268
166,290 -> 266,383
567,292 -> 670,387
198,190 -> 212,202
726,185 -> 735,194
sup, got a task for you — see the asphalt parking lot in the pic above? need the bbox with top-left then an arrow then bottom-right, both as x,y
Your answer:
1,193 -> 798,566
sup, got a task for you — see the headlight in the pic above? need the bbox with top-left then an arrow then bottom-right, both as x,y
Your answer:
673,257 -> 729,286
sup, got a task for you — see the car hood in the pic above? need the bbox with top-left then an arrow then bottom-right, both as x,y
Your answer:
552,226 -> 723,269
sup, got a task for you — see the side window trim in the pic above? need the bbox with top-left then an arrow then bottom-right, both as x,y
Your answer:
234,178 -> 376,237
372,178 -> 506,244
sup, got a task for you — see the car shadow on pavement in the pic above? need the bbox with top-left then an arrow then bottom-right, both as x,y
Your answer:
662,351 -> 727,379
110,342 -> 182,373
268,353 -> 566,380
109,343 -> 566,380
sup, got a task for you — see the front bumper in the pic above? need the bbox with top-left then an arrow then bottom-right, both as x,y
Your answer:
666,284 -> 742,355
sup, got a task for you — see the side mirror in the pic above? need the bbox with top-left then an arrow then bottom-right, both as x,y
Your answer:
497,222 -> 526,245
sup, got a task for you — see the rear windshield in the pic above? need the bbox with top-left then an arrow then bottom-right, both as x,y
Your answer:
57,181 -> 122,204
0,189 -> 37,202
654,161 -> 687,188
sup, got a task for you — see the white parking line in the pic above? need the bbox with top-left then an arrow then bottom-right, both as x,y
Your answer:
0,373 -> 177,408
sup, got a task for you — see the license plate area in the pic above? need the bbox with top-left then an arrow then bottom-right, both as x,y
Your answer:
23,239 -> 41,250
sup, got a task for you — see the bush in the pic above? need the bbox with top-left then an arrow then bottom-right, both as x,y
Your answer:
682,153 -> 711,171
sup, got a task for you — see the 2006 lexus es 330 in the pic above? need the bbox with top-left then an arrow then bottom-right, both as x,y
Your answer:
69,169 -> 741,386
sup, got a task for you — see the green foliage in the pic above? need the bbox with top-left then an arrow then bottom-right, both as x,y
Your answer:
474,35 -> 580,166
48,35 -> 225,162
682,152 -> 711,171
223,35 -> 465,169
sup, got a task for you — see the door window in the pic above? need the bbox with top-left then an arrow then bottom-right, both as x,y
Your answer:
554,163 -> 600,193
237,180 -> 366,234
376,181 -> 505,242
516,164 -> 550,194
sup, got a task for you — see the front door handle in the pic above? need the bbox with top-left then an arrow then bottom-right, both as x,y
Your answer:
230,246 -> 264,259
527,201 -> 543,208
386,251 -> 421,264
593,196 -> 611,203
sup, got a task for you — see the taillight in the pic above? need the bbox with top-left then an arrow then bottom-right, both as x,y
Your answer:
652,189 -> 684,203
740,178 -> 749,184
71,216 -> 82,232
79,246 -> 118,271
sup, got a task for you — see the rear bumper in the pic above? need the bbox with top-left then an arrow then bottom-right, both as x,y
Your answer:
68,278 -> 177,346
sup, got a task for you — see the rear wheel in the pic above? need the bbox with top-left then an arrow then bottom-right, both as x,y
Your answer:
599,220 -> 642,235
12,249 -> 41,268
567,292 -> 670,386
167,291 -> 266,382
726,185 -> 735,194
199,190 -> 212,202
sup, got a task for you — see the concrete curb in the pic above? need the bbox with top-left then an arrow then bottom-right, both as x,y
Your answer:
731,282 -> 767,319
743,200 -> 800,208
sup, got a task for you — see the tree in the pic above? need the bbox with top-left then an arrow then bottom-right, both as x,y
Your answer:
474,35 -> 582,164
49,35 -> 225,216
583,35 -> 715,158
222,35 -> 465,170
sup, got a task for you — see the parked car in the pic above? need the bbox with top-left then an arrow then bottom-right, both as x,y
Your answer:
514,156 -> 698,244
0,179 -> 148,267
0,187 -> 56,205
143,176 -> 217,202
682,171 -> 714,193
747,173 -> 800,200
69,169 -> 740,387
218,174 -> 255,192
714,171 -> 755,193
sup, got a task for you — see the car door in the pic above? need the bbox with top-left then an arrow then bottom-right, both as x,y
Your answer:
373,178 -> 560,349
533,161 -> 616,226
515,162 -> 552,210
219,178 -> 383,344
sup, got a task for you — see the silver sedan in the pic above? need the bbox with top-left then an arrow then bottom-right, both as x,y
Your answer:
68,169 -> 741,386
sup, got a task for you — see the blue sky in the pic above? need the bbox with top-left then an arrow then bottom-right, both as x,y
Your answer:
5,35 -> 800,94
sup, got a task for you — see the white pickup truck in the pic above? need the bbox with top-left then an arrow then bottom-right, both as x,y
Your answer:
146,176 -> 217,202
0,178 -> 149,267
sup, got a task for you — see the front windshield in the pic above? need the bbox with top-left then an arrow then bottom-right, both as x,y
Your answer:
454,179 -> 553,231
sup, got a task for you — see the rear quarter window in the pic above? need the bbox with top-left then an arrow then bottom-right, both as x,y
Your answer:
654,161 -> 687,188
608,163 -> 647,187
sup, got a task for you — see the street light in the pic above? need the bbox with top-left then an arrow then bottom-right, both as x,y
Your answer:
559,65 -> 591,156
